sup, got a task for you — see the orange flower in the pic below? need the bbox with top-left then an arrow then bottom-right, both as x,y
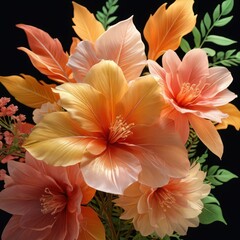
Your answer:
114,163 -> 211,238
148,49 -> 237,158
0,152 -> 105,240
24,60 -> 190,194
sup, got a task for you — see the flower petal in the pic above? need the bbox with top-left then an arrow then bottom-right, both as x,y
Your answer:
79,206 -> 105,240
118,74 -> 164,125
216,103 -> 240,130
129,120 -> 190,187
81,146 -> 141,194
55,81 -> 108,132
2,216 -> 50,240
178,49 -> 209,85
24,112 -> 98,166
96,16 -> 147,80
188,114 -> 223,158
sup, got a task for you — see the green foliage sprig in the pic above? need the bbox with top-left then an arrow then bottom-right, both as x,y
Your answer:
96,0 -> 119,29
180,0 -> 240,67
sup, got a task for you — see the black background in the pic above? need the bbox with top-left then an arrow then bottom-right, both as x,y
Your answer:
0,0 -> 239,239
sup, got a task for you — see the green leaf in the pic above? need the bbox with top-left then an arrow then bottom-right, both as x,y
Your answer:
215,169 -> 238,183
205,35 -> 236,46
199,195 -> 227,225
200,21 -> 206,36
203,47 -> 216,57
107,16 -> 117,25
192,27 -> 201,47
203,12 -> 211,29
108,5 -> 119,15
214,16 -> 233,27
221,0 -> 234,16
180,38 -> 191,53
213,4 -> 220,21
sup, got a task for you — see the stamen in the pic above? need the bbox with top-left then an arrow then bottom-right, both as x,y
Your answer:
108,116 -> 134,144
40,187 -> 67,215
176,81 -> 203,106
155,188 -> 176,212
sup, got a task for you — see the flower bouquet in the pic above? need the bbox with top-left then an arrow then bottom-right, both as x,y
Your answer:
0,0 -> 239,239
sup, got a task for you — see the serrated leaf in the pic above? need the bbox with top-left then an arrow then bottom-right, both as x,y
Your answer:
213,4 -> 220,21
192,27 -> 201,47
205,35 -> 236,46
199,196 -> 227,225
214,16 -> 233,27
204,12 -> 211,29
221,0 -> 234,16
180,38 -> 191,53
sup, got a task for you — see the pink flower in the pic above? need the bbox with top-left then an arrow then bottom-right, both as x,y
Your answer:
0,152 -> 105,240
114,163 -> 211,238
148,48 -> 237,158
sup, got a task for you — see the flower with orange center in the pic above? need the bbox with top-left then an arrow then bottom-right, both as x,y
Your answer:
114,163 -> 211,238
0,152 -> 105,240
148,48 -> 237,158
24,60 -> 190,194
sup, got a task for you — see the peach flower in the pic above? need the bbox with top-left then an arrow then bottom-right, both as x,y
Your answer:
68,17 -> 147,82
147,48 -> 237,158
114,163 -> 211,238
24,60 -> 190,194
0,152 -> 105,240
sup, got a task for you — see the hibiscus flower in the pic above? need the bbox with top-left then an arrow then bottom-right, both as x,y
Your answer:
114,163 -> 211,238
0,152 -> 105,240
24,60 -> 190,194
147,48 -> 237,158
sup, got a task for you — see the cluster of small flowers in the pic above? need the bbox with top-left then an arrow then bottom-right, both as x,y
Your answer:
0,97 -> 32,165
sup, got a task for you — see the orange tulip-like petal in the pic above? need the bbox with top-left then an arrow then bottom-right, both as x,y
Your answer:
78,206 -> 105,240
0,74 -> 59,108
144,0 -> 196,60
216,103 -> 240,130
17,24 -> 73,83
72,2 -> 105,42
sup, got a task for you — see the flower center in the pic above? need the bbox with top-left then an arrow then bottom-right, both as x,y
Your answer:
155,187 -> 176,212
176,82 -> 202,106
40,187 -> 67,215
108,115 -> 134,144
